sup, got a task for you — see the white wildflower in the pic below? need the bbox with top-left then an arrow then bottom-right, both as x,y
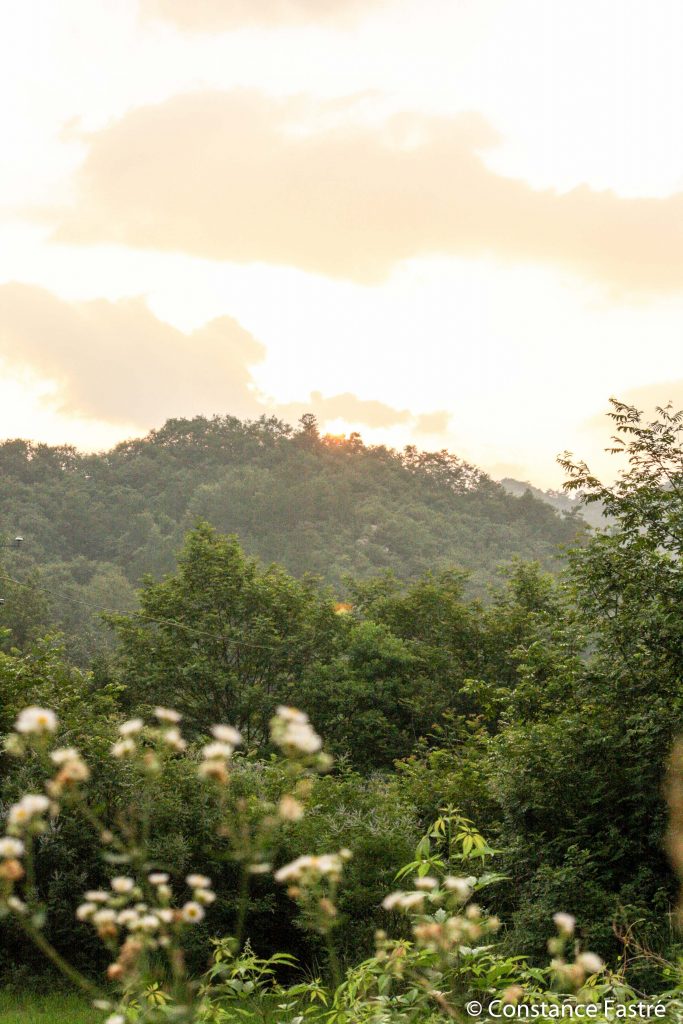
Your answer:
161,727 -> 187,752
274,853 -> 342,883
154,707 -> 182,723
382,891 -> 406,911
195,888 -> 216,905
0,837 -> 24,858
202,741 -> 234,760
148,872 -> 169,886
211,724 -> 242,745
116,909 -> 139,928
414,876 -> 438,890
76,902 -> 97,921
118,718 -> 143,737
577,952 -> 604,974
198,760 -> 229,782
553,912 -> 576,936
139,914 -> 160,932
271,706 -> 323,755
15,706 -> 57,735
92,908 -> 117,926
84,890 -> 109,903
274,856 -> 311,882
156,908 -> 174,924
181,901 -> 205,923
399,892 -> 425,910
110,876 -> 135,894
444,876 -> 473,900
7,896 -> 27,914
50,747 -> 81,765
55,756 -> 90,783
281,722 -> 322,754
186,873 -> 211,890
20,794 -> 50,815
248,862 -> 271,874
275,706 -> 308,724
8,794 -> 50,827
105,1015 -> 125,1024
111,738 -> 136,758
314,854 -> 342,875
278,795 -> 304,821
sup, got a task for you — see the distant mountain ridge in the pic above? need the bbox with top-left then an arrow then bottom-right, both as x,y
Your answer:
0,413 -> 586,662
499,477 -> 607,528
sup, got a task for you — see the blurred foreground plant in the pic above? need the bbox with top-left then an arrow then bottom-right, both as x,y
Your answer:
0,704 -> 655,1023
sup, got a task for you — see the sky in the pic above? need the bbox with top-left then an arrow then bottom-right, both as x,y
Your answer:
1,0 -> 682,486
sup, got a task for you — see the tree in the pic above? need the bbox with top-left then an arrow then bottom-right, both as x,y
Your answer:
110,523 -> 339,740
489,400 -> 683,963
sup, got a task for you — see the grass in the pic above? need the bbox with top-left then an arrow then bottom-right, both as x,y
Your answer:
0,991 -> 92,1023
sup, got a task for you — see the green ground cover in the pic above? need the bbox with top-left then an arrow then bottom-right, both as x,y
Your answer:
0,991 -> 91,1024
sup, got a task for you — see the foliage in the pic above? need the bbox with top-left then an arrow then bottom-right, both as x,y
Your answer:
0,703 -> 633,1024
0,399 -> 683,1018
0,415 -> 582,663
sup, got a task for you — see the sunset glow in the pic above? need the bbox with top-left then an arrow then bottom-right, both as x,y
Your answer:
1,0 -> 682,485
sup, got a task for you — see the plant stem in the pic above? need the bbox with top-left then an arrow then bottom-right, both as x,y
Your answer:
17,916 -> 101,998
234,864 -> 250,951
324,931 -> 342,991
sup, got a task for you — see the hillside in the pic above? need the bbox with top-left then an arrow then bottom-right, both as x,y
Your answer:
500,477 -> 608,528
0,413 -> 584,662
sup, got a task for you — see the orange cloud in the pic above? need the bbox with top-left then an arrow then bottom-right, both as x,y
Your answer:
140,0 -> 385,30
280,390 -> 411,428
415,410 -> 451,434
0,283 -> 264,424
52,91 -> 683,293
0,283 -> 432,433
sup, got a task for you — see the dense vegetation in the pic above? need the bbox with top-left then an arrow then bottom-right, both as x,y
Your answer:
0,413 -> 582,665
1,400 -> 683,1022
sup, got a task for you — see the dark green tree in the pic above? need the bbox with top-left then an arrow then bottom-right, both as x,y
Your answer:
111,522 -> 339,740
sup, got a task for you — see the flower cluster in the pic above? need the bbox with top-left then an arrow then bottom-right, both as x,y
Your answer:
270,706 -> 323,756
0,833 -> 25,886
0,711 -> 92,917
7,793 -> 52,833
14,706 -> 58,735
547,912 -> 605,990
199,724 -> 242,783
381,874 -> 500,954
111,718 -> 143,759
274,851 -> 347,884
48,747 -> 90,794
275,849 -> 351,935
75,867 -> 215,993
111,708 -> 190,762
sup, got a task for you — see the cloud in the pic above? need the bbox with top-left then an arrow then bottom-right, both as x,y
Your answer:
51,90 -> 683,294
140,0 -> 385,30
582,381 -> 683,436
415,410 -> 451,434
0,283 -> 435,435
280,390 -> 411,428
0,283 -> 265,424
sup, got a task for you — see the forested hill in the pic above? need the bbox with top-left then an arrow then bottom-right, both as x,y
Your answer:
0,413 -> 584,661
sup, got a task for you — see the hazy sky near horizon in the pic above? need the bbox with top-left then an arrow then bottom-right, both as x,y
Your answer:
1,0 -> 682,486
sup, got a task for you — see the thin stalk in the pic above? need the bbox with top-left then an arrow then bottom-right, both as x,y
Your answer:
234,864 -> 250,951
17,915 -> 101,998
324,931 -> 342,991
